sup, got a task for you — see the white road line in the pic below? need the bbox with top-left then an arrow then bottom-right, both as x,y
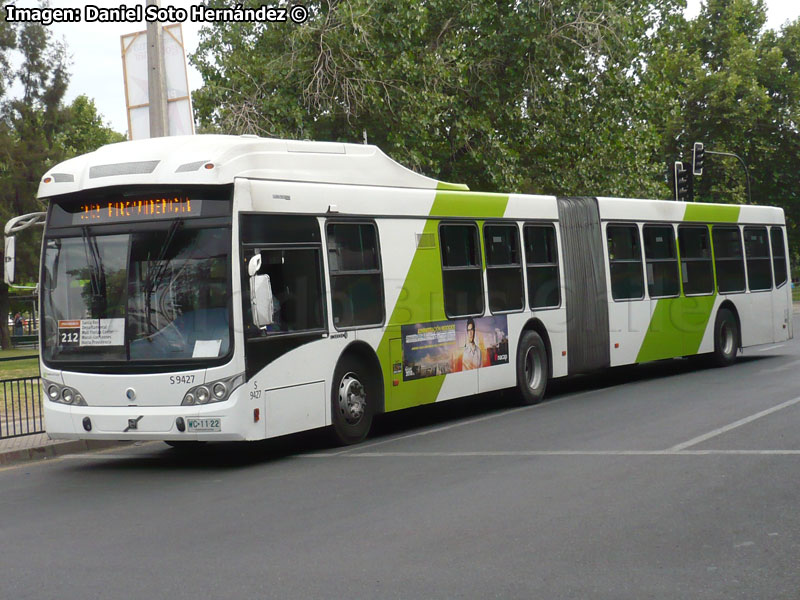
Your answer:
756,344 -> 786,352
330,388 -> 602,456
758,357 -> 800,375
59,453 -> 133,460
668,395 -> 800,452
299,449 -> 800,458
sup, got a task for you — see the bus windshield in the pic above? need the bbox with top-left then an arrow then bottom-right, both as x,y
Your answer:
42,224 -> 231,365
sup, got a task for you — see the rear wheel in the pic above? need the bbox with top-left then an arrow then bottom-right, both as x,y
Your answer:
712,308 -> 739,367
331,355 -> 374,445
516,330 -> 549,405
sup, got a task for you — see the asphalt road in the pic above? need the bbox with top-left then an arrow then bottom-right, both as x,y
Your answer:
2,318 -> 800,599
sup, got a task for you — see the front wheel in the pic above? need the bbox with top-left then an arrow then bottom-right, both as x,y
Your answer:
331,356 -> 374,445
712,308 -> 739,367
516,330 -> 549,405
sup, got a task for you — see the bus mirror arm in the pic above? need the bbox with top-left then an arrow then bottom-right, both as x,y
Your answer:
248,254 -> 273,328
4,211 -> 46,285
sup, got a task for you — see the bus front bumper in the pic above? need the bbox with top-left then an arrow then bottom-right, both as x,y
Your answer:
43,400 -> 256,442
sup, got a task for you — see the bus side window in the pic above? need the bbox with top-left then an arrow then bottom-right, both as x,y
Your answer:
440,223 -> 484,317
484,223 -> 523,313
606,224 -> 644,301
744,226 -> 773,291
643,224 -> 679,298
770,227 -> 788,288
523,224 -> 560,309
678,225 -> 714,295
326,222 -> 384,329
712,226 -> 746,294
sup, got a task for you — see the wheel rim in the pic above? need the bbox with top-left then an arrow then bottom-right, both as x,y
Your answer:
721,321 -> 735,356
338,372 -> 366,425
524,346 -> 543,390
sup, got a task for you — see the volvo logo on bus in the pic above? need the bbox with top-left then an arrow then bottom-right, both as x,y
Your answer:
126,388 -> 136,401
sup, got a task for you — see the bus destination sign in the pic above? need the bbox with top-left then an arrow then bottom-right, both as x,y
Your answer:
75,195 -> 198,224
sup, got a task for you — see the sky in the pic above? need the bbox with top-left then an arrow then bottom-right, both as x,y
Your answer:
4,0 -> 800,137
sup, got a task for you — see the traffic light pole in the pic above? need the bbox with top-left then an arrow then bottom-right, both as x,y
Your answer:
705,149 -> 752,205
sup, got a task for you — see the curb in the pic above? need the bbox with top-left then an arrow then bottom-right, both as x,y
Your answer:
0,439 -> 133,467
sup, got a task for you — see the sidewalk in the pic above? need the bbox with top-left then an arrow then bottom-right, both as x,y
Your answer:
0,432 -> 127,466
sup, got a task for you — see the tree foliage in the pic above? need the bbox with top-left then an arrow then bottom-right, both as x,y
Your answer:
0,9 -> 125,348
192,0 -> 681,198
192,0 -> 800,260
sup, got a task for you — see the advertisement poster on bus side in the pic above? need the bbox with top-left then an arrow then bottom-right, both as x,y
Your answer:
401,315 -> 509,381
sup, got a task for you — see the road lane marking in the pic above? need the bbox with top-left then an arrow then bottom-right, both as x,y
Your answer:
330,388 -> 603,456
756,344 -> 786,352
299,449 -> 800,458
757,358 -> 800,375
668,395 -> 800,452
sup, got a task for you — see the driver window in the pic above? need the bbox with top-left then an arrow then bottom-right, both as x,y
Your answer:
245,248 -> 325,336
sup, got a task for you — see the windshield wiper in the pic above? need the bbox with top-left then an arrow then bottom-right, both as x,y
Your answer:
81,226 -> 107,319
143,219 -> 183,333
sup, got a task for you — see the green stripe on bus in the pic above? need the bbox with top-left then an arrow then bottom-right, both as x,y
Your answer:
378,192 -> 509,412
430,191 -> 508,218
637,205 -> 736,362
635,295 -> 717,362
683,204 -> 740,223
436,181 -> 470,192
377,218 -> 447,411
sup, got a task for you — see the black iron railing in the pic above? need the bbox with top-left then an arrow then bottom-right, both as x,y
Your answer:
0,376 -> 43,439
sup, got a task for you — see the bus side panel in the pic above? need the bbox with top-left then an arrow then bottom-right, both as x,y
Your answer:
737,292 -> 776,347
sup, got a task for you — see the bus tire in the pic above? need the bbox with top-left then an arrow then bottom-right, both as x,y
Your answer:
330,355 -> 374,445
712,308 -> 738,367
516,330 -> 548,405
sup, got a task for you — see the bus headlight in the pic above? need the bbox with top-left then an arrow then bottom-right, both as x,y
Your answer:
181,373 -> 245,406
42,380 -> 88,406
196,386 -> 210,404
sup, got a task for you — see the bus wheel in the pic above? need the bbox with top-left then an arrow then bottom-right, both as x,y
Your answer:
712,308 -> 738,367
516,330 -> 548,405
331,356 -> 374,445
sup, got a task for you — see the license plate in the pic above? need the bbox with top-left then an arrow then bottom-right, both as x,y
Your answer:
186,417 -> 221,432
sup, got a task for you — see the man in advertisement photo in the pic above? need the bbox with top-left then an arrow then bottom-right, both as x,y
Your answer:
461,317 -> 482,370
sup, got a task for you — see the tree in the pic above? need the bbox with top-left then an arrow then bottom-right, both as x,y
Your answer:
191,0 -> 681,197
645,0 -> 800,261
56,95 -> 126,157
0,15 -> 69,349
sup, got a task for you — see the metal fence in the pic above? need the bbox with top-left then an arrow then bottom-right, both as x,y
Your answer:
0,376 -> 43,439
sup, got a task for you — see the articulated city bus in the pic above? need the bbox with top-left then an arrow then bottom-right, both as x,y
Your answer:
15,135 -> 792,446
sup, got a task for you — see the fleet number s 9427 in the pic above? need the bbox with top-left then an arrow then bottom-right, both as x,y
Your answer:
169,375 -> 195,385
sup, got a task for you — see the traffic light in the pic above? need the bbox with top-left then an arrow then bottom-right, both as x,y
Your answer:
692,142 -> 704,176
674,161 -> 692,202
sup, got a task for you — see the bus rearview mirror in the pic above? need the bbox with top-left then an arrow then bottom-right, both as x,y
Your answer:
4,235 -> 15,284
248,254 -> 273,327
250,273 -> 274,328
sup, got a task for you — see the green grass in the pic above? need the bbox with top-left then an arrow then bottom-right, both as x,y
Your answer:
793,286 -> 800,302
0,352 -> 41,426
0,357 -> 40,379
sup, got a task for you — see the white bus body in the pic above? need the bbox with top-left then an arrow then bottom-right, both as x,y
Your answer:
32,135 -> 791,444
